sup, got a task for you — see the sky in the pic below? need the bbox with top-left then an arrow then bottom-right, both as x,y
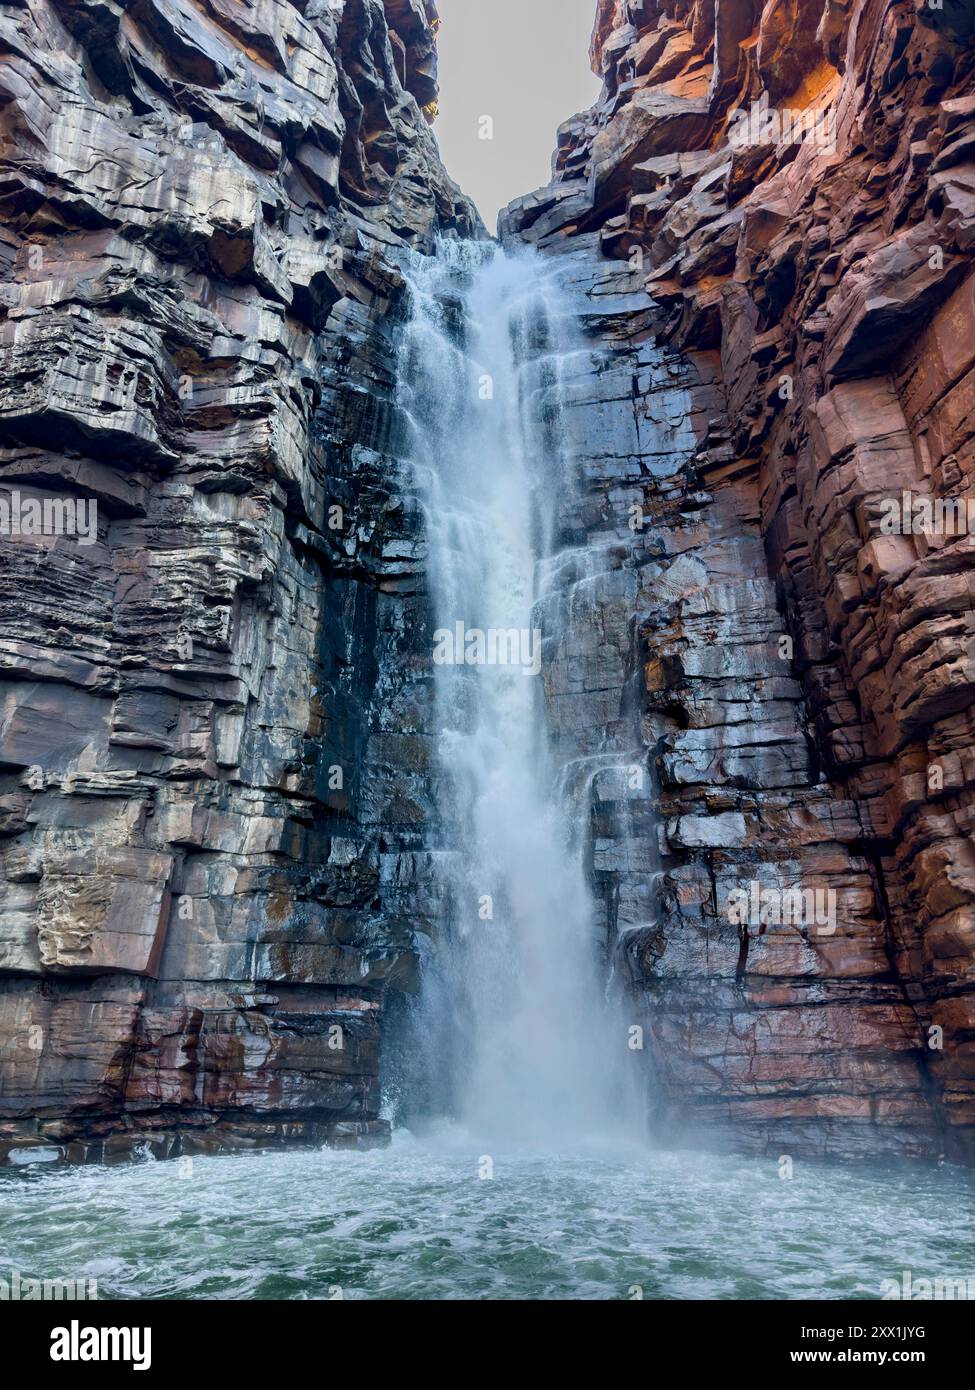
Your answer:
432,0 -> 602,232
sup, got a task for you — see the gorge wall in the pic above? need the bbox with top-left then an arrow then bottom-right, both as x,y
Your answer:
0,0 -> 479,1163
3,0 -> 975,1170
503,0 -> 975,1161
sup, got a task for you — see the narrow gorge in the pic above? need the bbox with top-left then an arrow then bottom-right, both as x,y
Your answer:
2,0 -> 975,1305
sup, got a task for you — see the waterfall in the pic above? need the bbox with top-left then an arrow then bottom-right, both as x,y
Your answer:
393,240 -> 642,1147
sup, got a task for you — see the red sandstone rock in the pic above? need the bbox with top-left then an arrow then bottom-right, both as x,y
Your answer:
505,0 -> 975,1162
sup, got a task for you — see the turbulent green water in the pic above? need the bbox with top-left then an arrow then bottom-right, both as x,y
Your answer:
2,1137 -> 972,1301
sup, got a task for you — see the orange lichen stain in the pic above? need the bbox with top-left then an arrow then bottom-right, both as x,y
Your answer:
265,892 -> 291,926
696,275 -> 732,294
787,61 -> 841,112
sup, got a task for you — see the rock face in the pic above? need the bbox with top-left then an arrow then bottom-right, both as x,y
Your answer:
3,0 -> 974,1172
503,0 -> 975,1160
0,0 -> 478,1163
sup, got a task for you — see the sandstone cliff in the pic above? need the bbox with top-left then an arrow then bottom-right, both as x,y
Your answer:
4,0 -> 975,1170
503,0 -> 975,1160
0,0 -> 478,1164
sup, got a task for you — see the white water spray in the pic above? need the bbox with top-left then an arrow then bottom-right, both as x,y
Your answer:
396,241 -> 641,1146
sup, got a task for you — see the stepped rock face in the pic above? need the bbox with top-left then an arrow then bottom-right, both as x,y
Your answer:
0,0 -> 478,1163
504,0 -> 975,1160
3,0 -> 974,1172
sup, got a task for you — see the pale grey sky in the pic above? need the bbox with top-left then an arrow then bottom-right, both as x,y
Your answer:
433,0 -> 601,231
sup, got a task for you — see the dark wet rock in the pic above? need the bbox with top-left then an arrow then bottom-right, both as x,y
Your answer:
0,0 -> 479,1166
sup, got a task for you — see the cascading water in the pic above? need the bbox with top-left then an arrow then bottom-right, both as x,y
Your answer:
393,240 -> 641,1147
4,248 -> 970,1309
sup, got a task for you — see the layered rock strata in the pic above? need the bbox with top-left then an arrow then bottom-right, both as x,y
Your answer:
4,0 -> 975,1171
0,0 -> 477,1164
503,0 -> 975,1160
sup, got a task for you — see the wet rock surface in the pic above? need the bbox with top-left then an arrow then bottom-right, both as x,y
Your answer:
0,0 -> 478,1164
3,0 -> 975,1171
503,0 -> 975,1161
